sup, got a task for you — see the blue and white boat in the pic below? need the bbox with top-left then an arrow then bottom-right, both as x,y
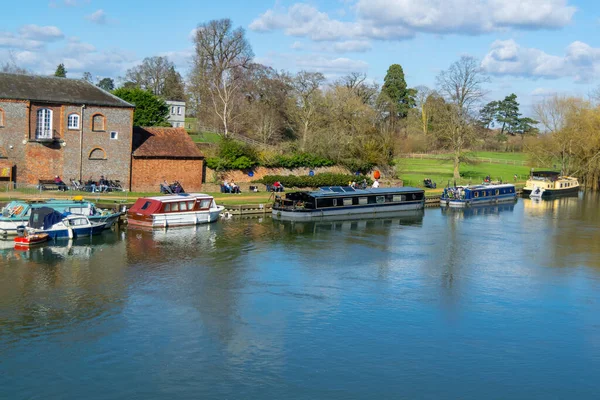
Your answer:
0,198 -> 122,238
25,207 -> 105,239
440,184 -> 517,208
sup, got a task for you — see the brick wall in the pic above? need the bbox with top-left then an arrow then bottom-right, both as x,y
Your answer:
131,158 -> 204,192
0,100 -> 133,186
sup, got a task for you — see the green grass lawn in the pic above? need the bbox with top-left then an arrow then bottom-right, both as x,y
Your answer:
470,151 -> 528,161
189,131 -> 222,144
396,157 -> 531,188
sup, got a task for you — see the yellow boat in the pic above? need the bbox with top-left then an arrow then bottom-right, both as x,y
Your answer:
522,171 -> 579,198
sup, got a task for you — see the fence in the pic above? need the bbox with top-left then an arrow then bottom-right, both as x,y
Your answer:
399,153 -> 533,166
1,182 -> 130,202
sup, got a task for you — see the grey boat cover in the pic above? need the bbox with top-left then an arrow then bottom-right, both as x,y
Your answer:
29,207 -> 63,230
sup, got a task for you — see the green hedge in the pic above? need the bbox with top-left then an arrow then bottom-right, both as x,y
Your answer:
255,173 -> 372,188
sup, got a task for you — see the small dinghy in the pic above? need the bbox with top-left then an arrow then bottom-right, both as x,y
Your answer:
14,232 -> 49,248
529,186 -> 544,199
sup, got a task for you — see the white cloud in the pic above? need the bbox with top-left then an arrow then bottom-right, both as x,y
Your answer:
0,32 -> 44,50
531,88 -> 559,97
251,1 -> 576,44
19,24 -> 64,41
333,40 -> 372,53
65,37 -> 96,53
296,55 -> 369,73
481,39 -> 600,82
86,9 -> 108,25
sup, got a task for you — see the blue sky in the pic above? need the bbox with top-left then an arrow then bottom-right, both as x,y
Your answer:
2,0 -> 599,115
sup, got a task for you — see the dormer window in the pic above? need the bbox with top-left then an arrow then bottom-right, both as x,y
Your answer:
68,113 -> 80,130
36,108 -> 53,139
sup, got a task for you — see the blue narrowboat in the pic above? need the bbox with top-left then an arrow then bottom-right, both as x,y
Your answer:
441,184 -> 517,208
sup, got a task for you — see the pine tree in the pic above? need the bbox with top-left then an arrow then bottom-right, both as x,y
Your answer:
54,63 -> 67,78
380,64 -> 415,118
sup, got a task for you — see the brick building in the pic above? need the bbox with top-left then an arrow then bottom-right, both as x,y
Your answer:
131,126 -> 204,192
0,73 -> 134,188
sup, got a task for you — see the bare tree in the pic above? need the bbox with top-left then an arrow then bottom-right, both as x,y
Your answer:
192,18 -> 254,136
436,56 -> 489,114
336,72 -> 379,105
435,56 -> 489,179
288,71 -> 326,151
1,51 -> 29,74
125,56 -> 177,97
414,85 -> 434,136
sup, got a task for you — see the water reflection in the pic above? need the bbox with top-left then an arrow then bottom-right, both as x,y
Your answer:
440,202 -> 516,219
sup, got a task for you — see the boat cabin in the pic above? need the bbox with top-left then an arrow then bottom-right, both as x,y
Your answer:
128,194 -> 216,216
275,186 -> 425,211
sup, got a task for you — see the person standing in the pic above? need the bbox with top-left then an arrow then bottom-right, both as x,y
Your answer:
372,179 -> 380,188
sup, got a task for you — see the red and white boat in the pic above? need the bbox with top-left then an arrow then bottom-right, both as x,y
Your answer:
14,233 -> 49,247
127,193 -> 225,228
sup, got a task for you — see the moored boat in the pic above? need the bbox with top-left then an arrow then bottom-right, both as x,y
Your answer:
272,186 -> 425,220
441,183 -> 517,208
0,198 -> 122,238
522,171 -> 579,198
26,207 -> 106,239
127,193 -> 224,228
14,233 -> 49,247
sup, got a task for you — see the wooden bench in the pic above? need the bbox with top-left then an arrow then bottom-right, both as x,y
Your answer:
38,179 -> 66,191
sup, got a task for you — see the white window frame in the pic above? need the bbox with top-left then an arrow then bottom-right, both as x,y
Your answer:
67,113 -> 80,130
171,106 -> 176,115
177,106 -> 182,115
36,108 -> 53,139
110,131 -> 118,140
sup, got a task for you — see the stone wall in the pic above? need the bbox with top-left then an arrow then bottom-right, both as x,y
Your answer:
206,165 -> 352,184
131,158 -> 204,192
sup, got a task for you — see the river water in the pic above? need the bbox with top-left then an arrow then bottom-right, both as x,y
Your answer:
1,194 -> 600,399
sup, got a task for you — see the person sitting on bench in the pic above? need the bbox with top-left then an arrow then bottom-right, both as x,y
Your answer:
54,176 -> 68,191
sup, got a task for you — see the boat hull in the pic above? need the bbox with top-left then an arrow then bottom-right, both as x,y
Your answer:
272,201 -> 424,220
127,207 -> 224,228
441,194 -> 517,208
0,213 -> 121,237
522,186 -> 579,198
35,224 -> 106,239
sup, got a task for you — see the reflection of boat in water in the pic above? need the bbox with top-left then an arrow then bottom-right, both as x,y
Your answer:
272,186 -> 425,220
272,209 -> 424,232
522,171 -> 579,198
441,203 -> 515,218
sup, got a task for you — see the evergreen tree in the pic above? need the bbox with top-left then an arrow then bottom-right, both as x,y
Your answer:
54,63 -> 67,77
479,100 -> 499,129
112,87 -> 170,126
496,93 -> 521,135
97,78 -> 115,91
380,64 -> 415,118
162,66 -> 186,101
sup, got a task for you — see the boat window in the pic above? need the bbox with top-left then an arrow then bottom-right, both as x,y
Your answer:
474,192 -> 479,198
69,218 -> 87,226
392,195 -> 404,202
172,202 -> 179,212
343,198 -> 352,206
495,190 -> 499,195
187,201 -> 195,210
180,202 -> 188,211
140,201 -> 152,210
200,199 -> 211,209
358,197 -> 368,205
333,199 -> 338,206
164,203 -> 171,212
376,196 -> 385,204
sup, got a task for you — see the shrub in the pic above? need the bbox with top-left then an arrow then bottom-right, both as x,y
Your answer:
206,138 -> 259,170
256,173 -> 372,188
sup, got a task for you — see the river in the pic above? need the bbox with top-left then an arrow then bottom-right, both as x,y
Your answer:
1,193 -> 600,399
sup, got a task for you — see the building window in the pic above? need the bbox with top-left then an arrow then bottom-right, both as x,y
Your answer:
0,108 -> 4,127
92,114 -> 106,131
171,106 -> 175,115
36,108 -> 53,139
177,106 -> 182,115
110,131 -> 118,140
67,113 -> 80,129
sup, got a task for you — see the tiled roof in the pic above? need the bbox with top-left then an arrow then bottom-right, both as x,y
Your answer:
132,126 -> 204,158
0,73 -> 133,108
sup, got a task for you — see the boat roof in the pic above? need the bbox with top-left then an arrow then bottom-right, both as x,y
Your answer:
139,193 -> 213,202
303,186 -> 423,198
531,171 -> 560,176
464,184 -> 515,190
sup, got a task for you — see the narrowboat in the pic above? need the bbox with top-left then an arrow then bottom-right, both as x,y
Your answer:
441,183 -> 517,208
272,186 -> 425,220
127,193 -> 224,228
522,171 -> 579,198
0,198 -> 122,238
25,207 -> 106,239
